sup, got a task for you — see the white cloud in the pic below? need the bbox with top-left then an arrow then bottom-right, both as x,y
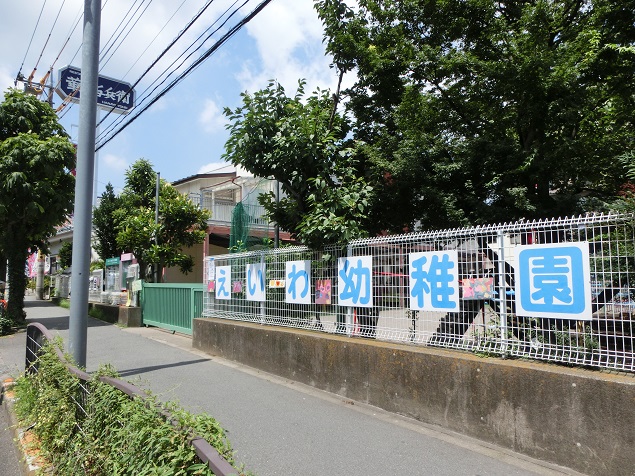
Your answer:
245,1 -> 323,66
199,98 -> 226,133
197,161 -> 235,174
237,0 -> 338,95
101,153 -> 128,173
0,66 -> 17,94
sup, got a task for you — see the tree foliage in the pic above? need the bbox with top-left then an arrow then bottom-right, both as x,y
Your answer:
315,0 -> 635,231
114,159 -> 210,282
0,89 -> 75,322
58,241 -> 73,269
223,80 -> 374,249
93,183 -> 122,261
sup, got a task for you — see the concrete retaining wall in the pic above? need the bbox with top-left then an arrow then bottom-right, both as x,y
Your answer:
193,317 -> 635,476
87,303 -> 141,327
49,299 -> 141,328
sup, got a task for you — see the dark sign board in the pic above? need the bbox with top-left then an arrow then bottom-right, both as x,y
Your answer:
57,65 -> 135,114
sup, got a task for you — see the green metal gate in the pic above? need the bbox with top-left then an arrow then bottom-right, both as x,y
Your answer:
141,283 -> 205,335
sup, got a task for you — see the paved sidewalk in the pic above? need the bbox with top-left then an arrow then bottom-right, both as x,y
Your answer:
0,297 -> 584,476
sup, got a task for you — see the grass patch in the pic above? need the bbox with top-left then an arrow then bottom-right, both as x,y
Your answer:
88,306 -> 106,321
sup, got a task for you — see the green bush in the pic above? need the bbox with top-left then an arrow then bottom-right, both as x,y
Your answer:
14,340 -> 241,475
0,299 -> 10,335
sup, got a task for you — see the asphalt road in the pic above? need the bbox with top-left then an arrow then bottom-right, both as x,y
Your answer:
0,298 -> 583,476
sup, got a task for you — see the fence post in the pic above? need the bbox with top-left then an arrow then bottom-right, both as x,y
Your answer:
190,285 -> 196,325
497,230 -> 508,352
345,244 -> 353,336
260,252 -> 266,324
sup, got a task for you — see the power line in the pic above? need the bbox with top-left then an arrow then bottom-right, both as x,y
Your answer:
121,0 -> 192,81
29,0 -> 69,82
58,0 -> 184,121
96,0 -> 251,143
95,0 -> 271,151
15,0 -> 48,85
99,0 -> 151,71
96,0 -> 223,129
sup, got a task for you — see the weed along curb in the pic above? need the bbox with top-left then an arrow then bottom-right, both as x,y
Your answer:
2,376 -> 44,475
10,324 -> 242,475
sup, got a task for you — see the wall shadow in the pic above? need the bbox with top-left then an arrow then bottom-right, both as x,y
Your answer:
26,315 -> 111,331
116,358 -> 211,377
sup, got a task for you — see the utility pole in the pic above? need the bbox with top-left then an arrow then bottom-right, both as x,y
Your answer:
93,111 -> 100,208
47,68 -> 54,106
274,180 -> 279,248
69,0 -> 101,368
35,251 -> 45,299
154,172 -> 160,283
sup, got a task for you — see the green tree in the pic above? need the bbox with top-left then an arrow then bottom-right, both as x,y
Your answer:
58,241 -> 73,269
315,0 -> 635,231
0,89 -> 75,323
223,80 -> 374,249
93,183 -> 122,261
115,159 -> 210,282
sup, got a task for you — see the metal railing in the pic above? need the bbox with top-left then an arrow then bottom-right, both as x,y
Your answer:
202,212 -> 635,372
25,323 -> 236,475
189,193 -> 270,229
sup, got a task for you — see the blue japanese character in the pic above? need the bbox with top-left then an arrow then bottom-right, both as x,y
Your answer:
530,256 -> 573,305
410,254 -> 457,309
247,267 -> 264,295
339,258 -> 371,305
217,268 -> 229,298
517,245 -> 588,317
287,264 -> 309,300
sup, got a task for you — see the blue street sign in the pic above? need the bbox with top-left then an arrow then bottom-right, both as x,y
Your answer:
56,65 -> 135,114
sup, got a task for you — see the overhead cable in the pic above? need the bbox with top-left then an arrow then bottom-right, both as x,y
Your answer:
121,0 -> 192,80
96,0 -> 223,128
15,0 -> 48,85
99,0 -> 151,71
96,0 -> 274,151
56,0 -> 112,119
96,0 -> 249,141
29,0 -> 68,82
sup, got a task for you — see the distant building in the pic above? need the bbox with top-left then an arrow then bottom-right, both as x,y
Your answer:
46,216 -> 99,275
166,169 -> 294,283
48,167 -> 294,284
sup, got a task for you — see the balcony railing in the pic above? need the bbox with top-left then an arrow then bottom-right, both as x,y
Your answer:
189,194 -> 271,230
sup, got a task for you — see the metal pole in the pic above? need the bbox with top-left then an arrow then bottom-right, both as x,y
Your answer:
69,0 -> 101,368
48,68 -> 54,106
93,110 -> 100,208
274,180 -> 279,248
497,230 -> 508,353
154,172 -> 160,283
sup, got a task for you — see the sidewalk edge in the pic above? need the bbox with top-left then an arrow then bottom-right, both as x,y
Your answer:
2,378 -> 39,476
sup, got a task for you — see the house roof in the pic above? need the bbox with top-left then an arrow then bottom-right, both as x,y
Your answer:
171,171 -> 237,186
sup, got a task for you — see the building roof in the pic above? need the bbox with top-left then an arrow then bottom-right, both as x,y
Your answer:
171,171 -> 237,186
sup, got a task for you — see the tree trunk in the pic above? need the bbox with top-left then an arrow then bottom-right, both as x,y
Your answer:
0,254 -> 6,287
6,243 -> 27,324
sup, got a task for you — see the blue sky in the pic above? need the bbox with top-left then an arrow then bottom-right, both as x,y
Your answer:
0,0 -> 352,198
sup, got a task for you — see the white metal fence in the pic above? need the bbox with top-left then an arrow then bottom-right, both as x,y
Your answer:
202,213 -> 635,372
